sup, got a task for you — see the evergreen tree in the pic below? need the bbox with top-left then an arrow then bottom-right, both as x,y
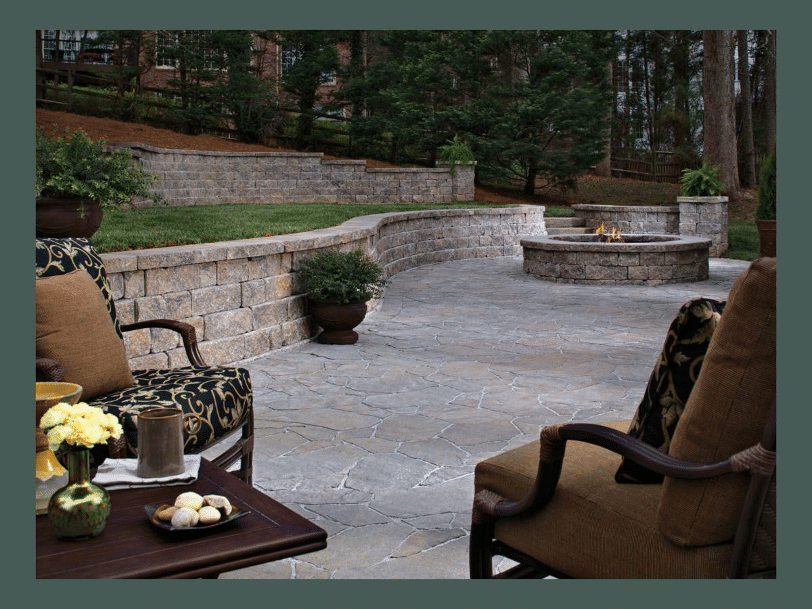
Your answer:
272,30 -> 341,150
471,30 -> 617,194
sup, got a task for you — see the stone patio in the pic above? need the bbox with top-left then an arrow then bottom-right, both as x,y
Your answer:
210,254 -> 749,579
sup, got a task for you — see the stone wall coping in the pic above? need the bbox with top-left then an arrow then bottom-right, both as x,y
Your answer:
572,203 -> 680,213
676,196 -> 729,204
114,142 -> 326,159
521,234 -> 711,252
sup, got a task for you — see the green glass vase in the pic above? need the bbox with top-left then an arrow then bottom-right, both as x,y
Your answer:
47,447 -> 110,540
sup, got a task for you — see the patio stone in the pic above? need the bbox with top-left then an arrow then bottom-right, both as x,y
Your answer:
217,255 -> 749,579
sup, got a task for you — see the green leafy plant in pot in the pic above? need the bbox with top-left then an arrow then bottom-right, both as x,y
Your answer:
437,134 -> 475,172
679,163 -> 727,197
36,127 -> 158,238
298,249 -> 386,344
755,150 -> 776,257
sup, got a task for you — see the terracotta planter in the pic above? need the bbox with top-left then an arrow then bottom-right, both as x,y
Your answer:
309,299 -> 368,344
756,219 -> 776,257
36,196 -> 103,239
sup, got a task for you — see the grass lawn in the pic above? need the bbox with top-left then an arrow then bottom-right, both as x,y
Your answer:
93,202 -> 520,253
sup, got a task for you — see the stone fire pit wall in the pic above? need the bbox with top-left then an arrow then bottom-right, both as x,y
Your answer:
100,206 -> 544,369
572,199 -> 728,257
120,143 -> 475,205
521,234 -> 711,285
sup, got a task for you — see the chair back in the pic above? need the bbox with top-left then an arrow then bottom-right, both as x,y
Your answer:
35,238 -> 121,338
658,258 -> 776,551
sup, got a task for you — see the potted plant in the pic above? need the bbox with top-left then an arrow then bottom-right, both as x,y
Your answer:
298,249 -> 386,344
437,134 -> 475,172
36,127 -> 158,238
677,163 -> 727,198
755,150 -> 776,257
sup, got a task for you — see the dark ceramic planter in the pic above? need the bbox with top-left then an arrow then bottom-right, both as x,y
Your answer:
36,196 -> 103,239
309,299 -> 368,344
756,219 -> 776,258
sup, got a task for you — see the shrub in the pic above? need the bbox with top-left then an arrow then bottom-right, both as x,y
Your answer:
36,127 -> 158,205
437,135 -> 475,171
679,163 -> 727,197
298,249 -> 386,304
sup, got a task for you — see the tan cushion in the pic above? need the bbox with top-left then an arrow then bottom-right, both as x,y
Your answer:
659,257 -> 776,547
475,420 -> 733,578
36,269 -> 134,400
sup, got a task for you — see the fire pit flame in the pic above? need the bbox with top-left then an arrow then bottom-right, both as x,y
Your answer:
595,222 -> 624,243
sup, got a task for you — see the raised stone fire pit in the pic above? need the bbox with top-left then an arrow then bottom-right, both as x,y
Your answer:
521,234 -> 712,285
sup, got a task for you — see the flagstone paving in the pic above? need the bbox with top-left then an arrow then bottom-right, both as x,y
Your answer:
216,255 -> 749,579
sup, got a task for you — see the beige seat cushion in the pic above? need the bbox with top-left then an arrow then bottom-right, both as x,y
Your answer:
36,269 -> 134,400
475,420 -> 733,578
659,258 -> 776,547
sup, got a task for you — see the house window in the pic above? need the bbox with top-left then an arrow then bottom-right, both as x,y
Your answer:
155,30 -> 223,70
280,46 -> 300,77
155,32 -> 178,68
41,30 -> 111,64
280,45 -> 336,85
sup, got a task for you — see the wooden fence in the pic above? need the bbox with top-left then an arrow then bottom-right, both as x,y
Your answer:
610,149 -> 683,183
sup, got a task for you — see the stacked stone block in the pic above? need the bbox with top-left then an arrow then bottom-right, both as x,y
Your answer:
121,143 -> 475,205
572,204 -> 680,235
676,197 -> 729,257
101,207 -> 545,368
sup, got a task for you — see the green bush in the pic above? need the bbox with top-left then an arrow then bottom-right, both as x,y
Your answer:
756,151 -> 776,220
298,249 -> 386,304
679,163 -> 727,197
36,127 -> 158,205
437,135 -> 475,171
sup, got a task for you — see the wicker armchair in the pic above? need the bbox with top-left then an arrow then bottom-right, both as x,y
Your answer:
470,257 -> 776,579
35,238 -> 254,484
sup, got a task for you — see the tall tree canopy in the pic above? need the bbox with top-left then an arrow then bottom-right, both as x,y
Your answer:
69,29 -> 776,198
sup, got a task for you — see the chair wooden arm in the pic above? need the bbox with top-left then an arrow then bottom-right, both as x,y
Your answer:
120,319 -> 206,367
473,418 -> 775,522
36,357 -> 65,382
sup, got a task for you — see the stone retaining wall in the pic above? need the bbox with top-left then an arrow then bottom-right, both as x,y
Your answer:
120,143 -> 475,205
101,207 -> 545,369
572,199 -> 728,257
572,204 -> 680,235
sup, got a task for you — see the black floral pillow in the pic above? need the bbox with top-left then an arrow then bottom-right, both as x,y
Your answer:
615,297 -> 725,484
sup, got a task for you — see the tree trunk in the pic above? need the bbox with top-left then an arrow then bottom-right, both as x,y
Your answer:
594,62 -> 613,177
702,30 -> 740,198
672,30 -> 694,168
737,30 -> 757,187
762,30 -> 777,156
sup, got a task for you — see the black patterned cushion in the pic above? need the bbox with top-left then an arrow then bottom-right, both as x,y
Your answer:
88,366 -> 253,456
615,297 -> 725,484
35,237 -> 121,338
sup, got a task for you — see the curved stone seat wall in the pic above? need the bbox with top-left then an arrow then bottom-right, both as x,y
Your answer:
101,207 -> 545,369
120,143 -> 475,205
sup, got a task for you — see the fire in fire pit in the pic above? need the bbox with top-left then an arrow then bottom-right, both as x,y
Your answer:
595,222 -> 624,243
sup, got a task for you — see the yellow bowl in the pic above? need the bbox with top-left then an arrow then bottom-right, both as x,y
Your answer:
36,382 -> 83,409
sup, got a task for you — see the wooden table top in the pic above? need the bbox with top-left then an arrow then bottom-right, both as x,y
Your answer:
36,458 -> 327,579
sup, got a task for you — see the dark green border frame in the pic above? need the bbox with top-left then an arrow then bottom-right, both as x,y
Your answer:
13,2 -> 804,607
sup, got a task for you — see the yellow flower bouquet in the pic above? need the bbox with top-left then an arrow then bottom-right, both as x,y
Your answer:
40,401 -> 123,451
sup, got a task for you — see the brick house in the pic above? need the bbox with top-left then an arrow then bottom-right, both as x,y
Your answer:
35,29 -> 350,117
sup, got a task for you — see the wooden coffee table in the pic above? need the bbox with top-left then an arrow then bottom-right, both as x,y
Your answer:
36,458 -> 327,579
